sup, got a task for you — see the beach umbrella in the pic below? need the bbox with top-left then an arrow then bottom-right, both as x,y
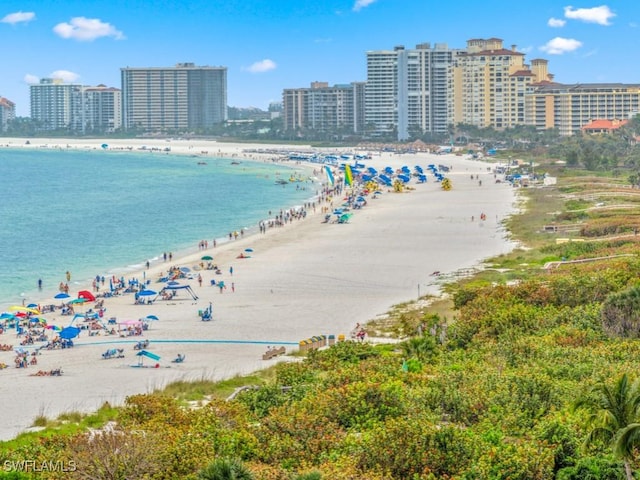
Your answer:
167,281 -> 180,286
179,267 -> 190,273
27,303 -> 38,309
101,143 -> 109,149
59,326 -> 80,340
244,248 -> 254,253
54,293 -> 70,300
68,298 -> 87,305
201,255 -> 213,261
46,325 -> 62,332
0,312 -> 15,320
78,290 -> 96,302
145,315 -> 159,321
10,306 -> 40,315
138,290 -> 157,296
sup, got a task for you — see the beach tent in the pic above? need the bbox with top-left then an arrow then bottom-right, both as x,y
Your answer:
135,350 -> 161,368
78,290 -> 96,302
159,284 -> 199,301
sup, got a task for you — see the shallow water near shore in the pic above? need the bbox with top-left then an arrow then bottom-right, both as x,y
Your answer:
0,148 -> 315,310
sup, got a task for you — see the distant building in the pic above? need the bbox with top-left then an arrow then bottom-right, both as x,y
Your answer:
581,118 -> 629,134
82,85 -> 122,133
282,81 -> 365,135
30,79 -> 121,133
0,96 -> 15,132
30,78 -> 84,131
121,63 -> 227,132
526,83 -> 640,136
365,43 -> 464,140
452,38 -> 552,130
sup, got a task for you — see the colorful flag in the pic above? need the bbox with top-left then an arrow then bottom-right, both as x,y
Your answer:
324,165 -> 335,186
344,164 -> 353,186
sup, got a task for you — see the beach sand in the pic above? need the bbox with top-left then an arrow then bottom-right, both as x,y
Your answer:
0,139 -> 518,441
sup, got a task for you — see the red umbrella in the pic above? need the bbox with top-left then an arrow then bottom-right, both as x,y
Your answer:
78,290 -> 96,302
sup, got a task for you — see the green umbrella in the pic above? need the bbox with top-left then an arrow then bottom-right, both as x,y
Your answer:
201,255 -> 213,261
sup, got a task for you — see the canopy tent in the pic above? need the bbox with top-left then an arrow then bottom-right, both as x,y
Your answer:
159,284 -> 199,300
135,350 -> 161,368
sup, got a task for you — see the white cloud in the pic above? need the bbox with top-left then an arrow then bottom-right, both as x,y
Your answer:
540,37 -> 583,54
23,74 -> 39,84
50,70 -> 80,82
564,5 -> 615,25
1,11 -> 35,24
53,17 -> 124,41
245,59 -> 276,73
548,17 -> 566,27
353,0 -> 377,12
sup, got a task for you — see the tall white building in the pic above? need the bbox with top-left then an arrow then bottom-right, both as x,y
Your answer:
283,81 -> 365,135
365,43 -> 463,140
121,63 -> 227,132
82,85 -> 122,133
30,78 -> 84,131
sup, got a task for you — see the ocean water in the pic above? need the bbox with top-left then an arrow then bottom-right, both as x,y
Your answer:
0,147 -> 317,310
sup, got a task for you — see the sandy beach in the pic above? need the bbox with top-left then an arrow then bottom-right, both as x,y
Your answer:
0,138 -> 518,441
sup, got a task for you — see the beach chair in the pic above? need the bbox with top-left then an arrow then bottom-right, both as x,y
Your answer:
172,354 -> 185,363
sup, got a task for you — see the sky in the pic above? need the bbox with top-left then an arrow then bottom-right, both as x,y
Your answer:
0,0 -> 638,117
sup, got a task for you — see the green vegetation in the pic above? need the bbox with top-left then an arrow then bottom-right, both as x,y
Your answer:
6,147 -> 640,478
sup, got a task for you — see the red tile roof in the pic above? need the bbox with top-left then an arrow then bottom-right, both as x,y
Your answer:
510,70 -> 535,77
581,119 -> 628,131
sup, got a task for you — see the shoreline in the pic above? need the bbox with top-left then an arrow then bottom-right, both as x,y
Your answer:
0,139 -> 518,441
0,139 -> 321,311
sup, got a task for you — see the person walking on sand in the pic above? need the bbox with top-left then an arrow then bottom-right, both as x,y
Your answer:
229,266 -> 233,276
231,282 -> 235,293
198,274 -> 202,287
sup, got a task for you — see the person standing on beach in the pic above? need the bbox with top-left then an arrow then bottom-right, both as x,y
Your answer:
66,271 -> 71,282
229,266 -> 233,276
37,279 -> 42,290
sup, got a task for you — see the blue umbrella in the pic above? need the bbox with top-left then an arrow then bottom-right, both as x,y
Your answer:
27,303 -> 38,308
244,248 -> 254,253
179,267 -> 190,273
54,293 -> 70,299
146,315 -> 159,321
138,290 -> 157,296
60,326 -> 80,340
167,281 -> 180,286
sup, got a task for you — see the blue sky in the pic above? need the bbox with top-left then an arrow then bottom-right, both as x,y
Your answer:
1,0 -> 638,117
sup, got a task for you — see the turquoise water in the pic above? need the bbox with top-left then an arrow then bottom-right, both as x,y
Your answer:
0,148 -> 317,310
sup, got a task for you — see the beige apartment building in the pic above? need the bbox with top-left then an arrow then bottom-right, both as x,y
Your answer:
282,81 -> 365,135
526,83 -> 640,136
451,38 -> 553,129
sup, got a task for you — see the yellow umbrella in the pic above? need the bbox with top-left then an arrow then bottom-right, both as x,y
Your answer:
9,306 -> 41,315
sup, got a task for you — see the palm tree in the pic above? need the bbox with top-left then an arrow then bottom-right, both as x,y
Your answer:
575,373 -> 640,480
197,457 -> 254,480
